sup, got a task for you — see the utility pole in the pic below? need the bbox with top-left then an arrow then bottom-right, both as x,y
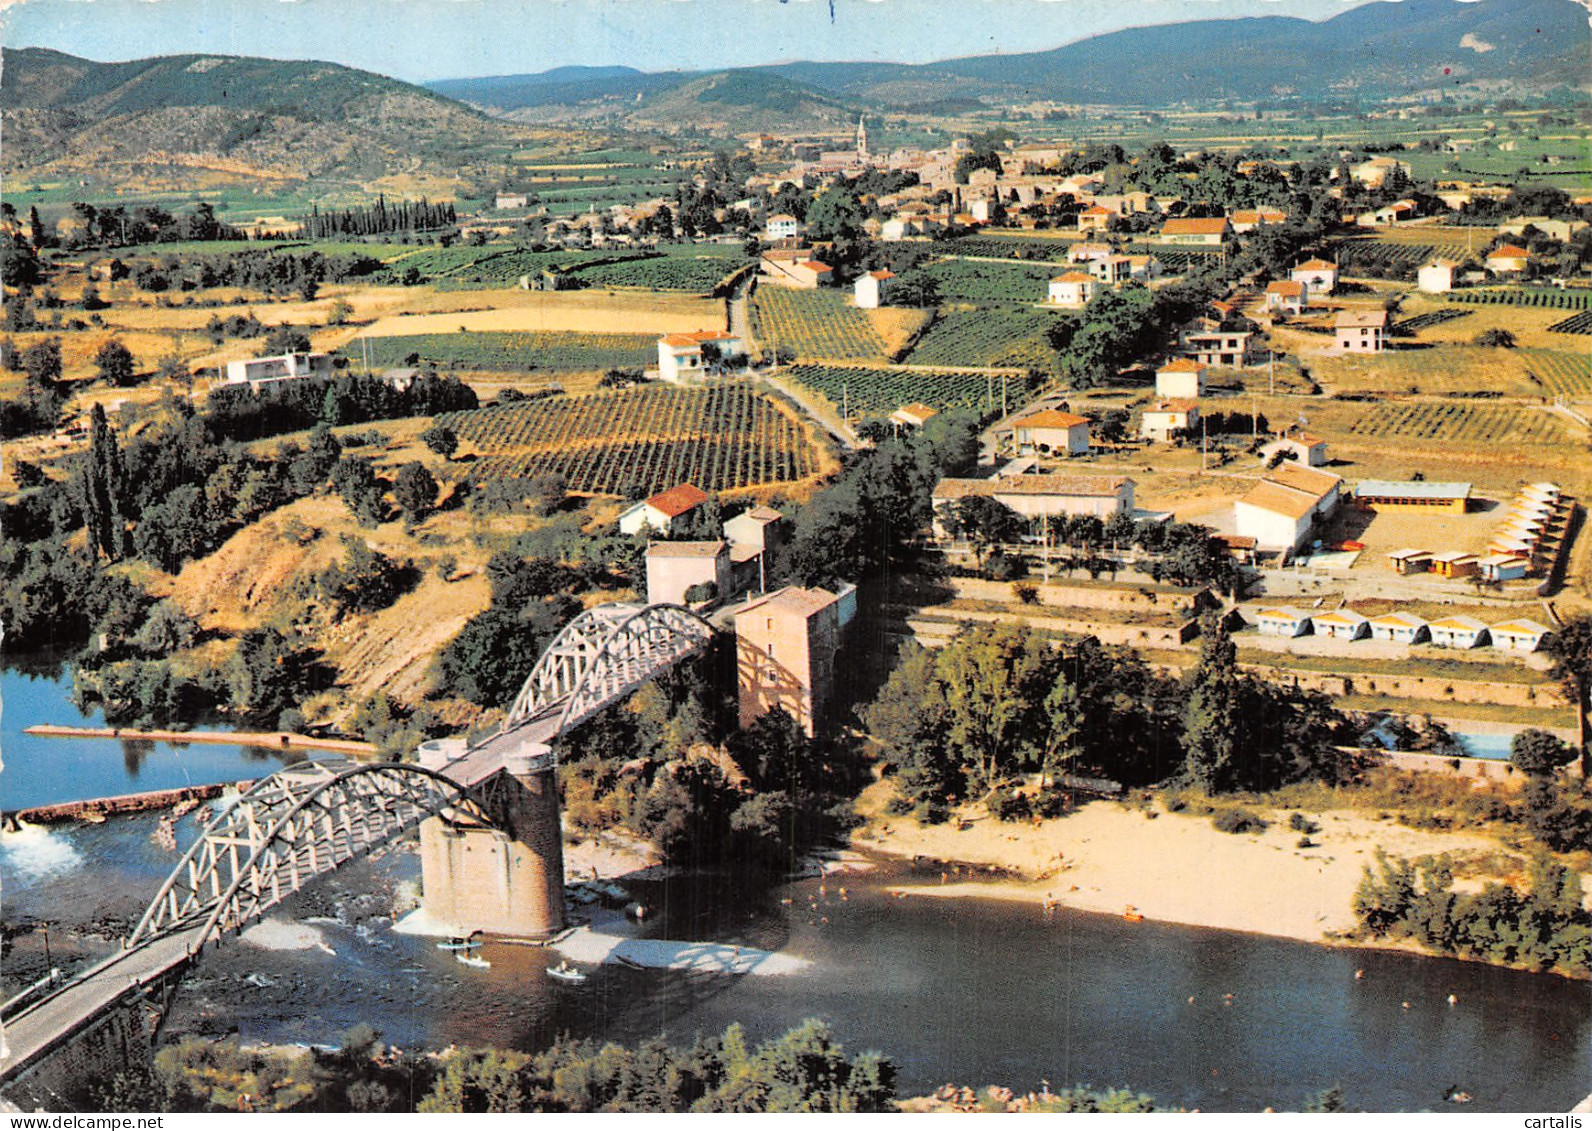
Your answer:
1201,416 -> 1208,473
1269,349 -> 1275,397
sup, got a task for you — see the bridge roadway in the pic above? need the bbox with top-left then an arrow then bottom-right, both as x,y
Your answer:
1,927 -> 204,1083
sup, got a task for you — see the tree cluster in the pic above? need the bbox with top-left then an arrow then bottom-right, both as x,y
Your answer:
1353,849 -> 1590,977
206,372 -> 477,442
299,198 -> 457,239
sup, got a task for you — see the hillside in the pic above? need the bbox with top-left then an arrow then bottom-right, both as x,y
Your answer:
434,0 -> 1589,121
0,47 -> 552,196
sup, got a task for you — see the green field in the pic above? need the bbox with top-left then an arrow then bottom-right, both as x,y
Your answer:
344,331 -> 656,373
1344,402 -> 1578,446
906,307 -> 1064,373
924,259 -> 1056,303
938,235 -> 1072,261
1450,288 -> 1592,311
751,288 -> 887,361
783,363 -> 1031,418
568,254 -> 745,293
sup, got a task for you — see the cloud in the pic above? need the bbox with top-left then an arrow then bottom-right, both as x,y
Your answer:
1458,31 -> 1493,52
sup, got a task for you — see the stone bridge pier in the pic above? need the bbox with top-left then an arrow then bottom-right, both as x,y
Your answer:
417,740 -> 565,940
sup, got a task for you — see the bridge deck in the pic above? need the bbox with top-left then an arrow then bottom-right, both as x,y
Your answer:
1,929 -> 202,1082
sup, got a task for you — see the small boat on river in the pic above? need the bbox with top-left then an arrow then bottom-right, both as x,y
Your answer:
547,961 -> 587,984
455,952 -> 491,970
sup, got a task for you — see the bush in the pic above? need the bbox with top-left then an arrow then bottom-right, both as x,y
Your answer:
1213,808 -> 1268,834
989,787 -> 1031,822
914,799 -> 951,825
1288,812 -> 1319,834
1013,582 -> 1039,604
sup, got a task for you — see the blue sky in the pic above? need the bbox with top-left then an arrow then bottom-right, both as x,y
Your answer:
1,0 -> 1392,83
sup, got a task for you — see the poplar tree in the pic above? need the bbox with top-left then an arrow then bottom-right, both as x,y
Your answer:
1181,613 -> 1242,792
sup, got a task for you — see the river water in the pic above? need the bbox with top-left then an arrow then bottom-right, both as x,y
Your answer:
3,664 -> 1588,1112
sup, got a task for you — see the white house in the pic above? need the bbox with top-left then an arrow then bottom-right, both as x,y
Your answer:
1489,618 -> 1551,653
766,214 -> 801,241
1088,255 -> 1132,286
619,483 -> 711,536
1012,410 -> 1091,456
890,403 -> 938,430
1429,616 -> 1489,649
1291,259 -> 1338,294
1335,310 -> 1388,353
1369,611 -> 1428,644
1312,608 -> 1369,640
1155,358 -> 1207,400
1260,424 -> 1329,467
1485,244 -> 1531,275
854,269 -> 895,309
1256,607 -> 1312,637
1265,279 -> 1307,315
1140,401 -> 1199,443
1233,464 -> 1343,554
1047,272 -> 1098,308
657,330 -> 745,384
645,540 -> 733,606
224,351 -> 334,390
1417,259 -> 1460,294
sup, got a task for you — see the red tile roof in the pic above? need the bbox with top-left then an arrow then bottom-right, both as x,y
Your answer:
1158,358 -> 1208,373
1161,217 -> 1230,235
646,483 -> 711,518
1018,410 -> 1090,429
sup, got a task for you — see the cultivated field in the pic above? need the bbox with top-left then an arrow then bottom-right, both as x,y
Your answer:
436,380 -> 827,496
1340,401 -> 1578,446
1307,345 -> 1540,397
782,363 -> 1033,419
750,288 -> 888,361
906,306 -> 1064,373
925,258 -> 1057,303
344,330 -> 658,373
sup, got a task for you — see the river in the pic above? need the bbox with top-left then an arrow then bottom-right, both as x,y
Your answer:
3,664 -> 1588,1112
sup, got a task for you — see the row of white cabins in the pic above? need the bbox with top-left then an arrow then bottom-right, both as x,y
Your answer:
1254,606 -> 1553,653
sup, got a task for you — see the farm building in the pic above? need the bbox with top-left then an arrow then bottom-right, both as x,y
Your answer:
619,483 -> 712,536
1012,410 -> 1091,457
854,269 -> 895,309
1291,259 -> 1338,294
889,403 -> 938,431
1213,533 -> 1257,564
1158,217 -> 1230,245
1489,619 -> 1552,653
1140,401 -> 1200,443
1354,480 -> 1471,514
1048,272 -> 1099,308
1417,259 -> 1461,294
931,474 -> 1135,533
1265,279 -> 1307,315
1478,554 -> 1532,582
1385,548 -> 1433,575
1428,551 -> 1479,579
1498,217 -> 1588,242
1155,358 -> 1208,399
1369,612 -> 1429,644
733,585 -> 854,738
1125,254 -> 1161,281
645,540 -> 733,606
1484,244 -> 1531,274
656,330 -> 745,384
224,351 -> 334,391
1312,609 -> 1370,641
1334,309 -> 1388,352
1260,424 -> 1328,467
1233,464 -> 1342,553
1255,608 -> 1312,637
1429,616 -> 1489,649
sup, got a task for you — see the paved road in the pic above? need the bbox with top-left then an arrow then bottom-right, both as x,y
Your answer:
1,928 -> 203,1082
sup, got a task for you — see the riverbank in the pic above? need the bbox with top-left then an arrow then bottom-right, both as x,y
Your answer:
23,724 -> 375,756
849,780 -> 1559,946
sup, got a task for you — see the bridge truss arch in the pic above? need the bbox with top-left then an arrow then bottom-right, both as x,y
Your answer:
503,602 -> 716,737
129,761 -> 488,953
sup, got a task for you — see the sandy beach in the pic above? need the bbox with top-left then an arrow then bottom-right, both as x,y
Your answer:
849,781 -> 1554,946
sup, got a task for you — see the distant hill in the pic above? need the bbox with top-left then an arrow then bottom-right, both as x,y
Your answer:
0,47 -> 543,196
432,0 -> 1588,124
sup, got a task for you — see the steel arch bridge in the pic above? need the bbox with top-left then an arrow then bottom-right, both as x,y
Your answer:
502,601 -> 716,738
128,760 -> 488,953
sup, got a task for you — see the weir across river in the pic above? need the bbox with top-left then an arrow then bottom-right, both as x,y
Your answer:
0,601 -> 716,1092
